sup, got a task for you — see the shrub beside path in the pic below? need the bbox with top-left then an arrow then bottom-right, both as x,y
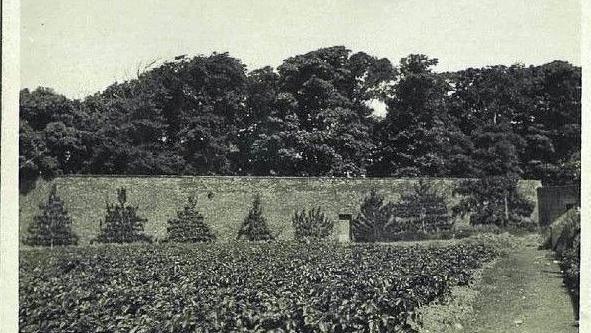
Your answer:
463,236 -> 578,333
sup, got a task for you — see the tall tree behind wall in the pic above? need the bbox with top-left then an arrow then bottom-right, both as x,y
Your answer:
244,46 -> 397,176
18,48 -> 580,188
533,61 -> 581,184
19,88 -> 92,192
81,52 -> 249,176
370,55 -> 475,177
446,62 -> 581,183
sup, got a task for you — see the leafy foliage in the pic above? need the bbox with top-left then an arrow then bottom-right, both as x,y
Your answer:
371,55 -> 474,177
390,180 -> 451,233
470,122 -> 524,178
553,208 -> 580,319
93,188 -> 153,244
24,184 -> 78,247
246,46 -> 396,176
292,207 -> 334,240
352,190 -> 393,242
19,49 -> 580,187
447,62 -> 581,184
353,183 -> 452,242
19,238 -> 502,332
236,194 -> 274,241
165,195 -> 216,243
452,176 -> 535,227
19,88 -> 91,192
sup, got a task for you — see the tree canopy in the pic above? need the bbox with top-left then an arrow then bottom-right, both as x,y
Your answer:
19,47 -> 581,190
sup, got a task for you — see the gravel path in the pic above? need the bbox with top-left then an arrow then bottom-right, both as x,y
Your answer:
464,244 -> 578,333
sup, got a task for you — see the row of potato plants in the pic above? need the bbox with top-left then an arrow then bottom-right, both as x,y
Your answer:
20,237 -> 502,332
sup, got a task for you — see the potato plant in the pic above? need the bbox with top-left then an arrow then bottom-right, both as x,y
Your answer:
20,239 -> 501,332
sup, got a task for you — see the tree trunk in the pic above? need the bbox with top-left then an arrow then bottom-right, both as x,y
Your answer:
504,193 -> 509,227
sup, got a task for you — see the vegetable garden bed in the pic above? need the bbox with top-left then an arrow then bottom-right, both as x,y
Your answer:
20,238 -> 504,332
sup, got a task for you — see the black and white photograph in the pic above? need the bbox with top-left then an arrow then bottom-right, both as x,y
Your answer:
1,0 -> 588,332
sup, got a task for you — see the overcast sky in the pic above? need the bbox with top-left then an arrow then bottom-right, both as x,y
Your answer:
21,0 -> 581,99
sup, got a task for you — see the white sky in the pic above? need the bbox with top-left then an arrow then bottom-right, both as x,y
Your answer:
21,0 -> 581,99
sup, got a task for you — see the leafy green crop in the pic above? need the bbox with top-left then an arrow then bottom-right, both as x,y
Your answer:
20,239 -> 501,332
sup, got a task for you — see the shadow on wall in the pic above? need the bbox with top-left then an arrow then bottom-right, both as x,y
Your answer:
537,185 -> 580,227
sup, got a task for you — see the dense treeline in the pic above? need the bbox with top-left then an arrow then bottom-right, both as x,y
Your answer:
20,46 -> 580,191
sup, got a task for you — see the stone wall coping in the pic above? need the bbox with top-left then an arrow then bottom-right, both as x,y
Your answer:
48,175 -> 542,182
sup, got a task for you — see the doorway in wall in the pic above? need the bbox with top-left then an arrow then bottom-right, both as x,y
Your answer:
337,214 -> 352,242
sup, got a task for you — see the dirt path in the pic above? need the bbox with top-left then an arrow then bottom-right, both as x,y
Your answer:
463,244 -> 578,333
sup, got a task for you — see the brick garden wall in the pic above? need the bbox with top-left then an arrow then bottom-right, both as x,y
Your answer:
19,176 -> 542,244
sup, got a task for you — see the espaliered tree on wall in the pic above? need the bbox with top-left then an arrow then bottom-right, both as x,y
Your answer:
452,176 -> 535,228
165,195 -> 216,243
24,184 -> 78,247
19,47 -> 581,189
353,183 -> 452,242
292,207 -> 334,240
237,194 -> 274,241
93,188 -> 153,243
352,190 -> 393,242
391,180 -> 451,233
